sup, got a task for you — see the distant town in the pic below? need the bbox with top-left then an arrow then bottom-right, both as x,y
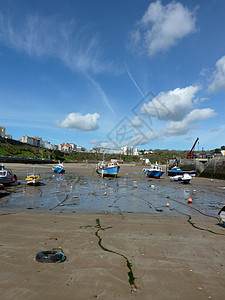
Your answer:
1,126 -> 225,160
0,126 -> 139,156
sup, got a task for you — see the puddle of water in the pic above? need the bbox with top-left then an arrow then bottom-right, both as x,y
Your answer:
0,174 -> 224,217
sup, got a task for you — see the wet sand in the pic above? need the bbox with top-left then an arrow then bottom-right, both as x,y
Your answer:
1,163 -> 225,299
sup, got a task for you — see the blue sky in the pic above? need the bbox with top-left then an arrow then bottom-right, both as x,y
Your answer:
0,0 -> 225,151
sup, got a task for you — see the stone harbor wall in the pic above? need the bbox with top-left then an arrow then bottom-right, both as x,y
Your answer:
200,158 -> 225,179
168,159 -> 204,174
169,158 -> 225,179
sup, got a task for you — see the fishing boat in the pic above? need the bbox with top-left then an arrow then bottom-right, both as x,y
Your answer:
96,161 -> 120,177
0,164 -> 17,186
143,162 -> 164,179
218,206 -> 225,222
52,162 -> 65,174
168,166 -> 197,177
170,173 -> 192,184
25,174 -> 42,185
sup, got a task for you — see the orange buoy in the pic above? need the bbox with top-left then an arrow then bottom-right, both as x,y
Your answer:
134,185 -> 137,188
166,203 -> 170,207
188,197 -> 192,203
104,192 -> 107,196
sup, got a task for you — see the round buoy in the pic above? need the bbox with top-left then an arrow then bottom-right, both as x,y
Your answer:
166,203 -> 170,207
134,185 -> 137,188
104,192 -> 107,196
188,197 -> 192,203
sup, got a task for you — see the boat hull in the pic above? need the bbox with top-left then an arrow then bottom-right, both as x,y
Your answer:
52,167 -> 65,174
146,171 -> 164,178
26,180 -> 41,185
168,170 -> 196,176
170,174 -> 192,184
25,174 -> 41,186
96,166 -> 120,177
0,173 -> 17,186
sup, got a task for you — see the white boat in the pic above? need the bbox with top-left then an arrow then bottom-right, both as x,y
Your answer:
170,173 -> 192,184
0,164 -> 17,186
25,174 -> 42,185
218,206 -> 225,222
143,162 -> 164,178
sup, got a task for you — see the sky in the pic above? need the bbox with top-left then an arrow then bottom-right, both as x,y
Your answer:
0,0 -> 225,151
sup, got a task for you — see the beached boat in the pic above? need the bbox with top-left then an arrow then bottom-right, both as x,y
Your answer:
96,161 -> 120,177
0,164 -> 17,186
168,166 -> 197,177
170,173 -> 192,184
143,162 -> 164,179
25,174 -> 42,185
52,162 -> 65,174
218,206 -> 225,222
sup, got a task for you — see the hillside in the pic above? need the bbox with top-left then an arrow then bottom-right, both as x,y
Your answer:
0,138 -> 187,164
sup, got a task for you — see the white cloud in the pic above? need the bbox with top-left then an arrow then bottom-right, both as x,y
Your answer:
130,116 -> 143,127
208,55 -> 225,92
163,108 -> 216,136
141,85 -> 201,121
55,112 -> 100,131
130,0 -> 197,56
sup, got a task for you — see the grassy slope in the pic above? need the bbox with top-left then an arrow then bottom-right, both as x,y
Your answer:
0,141 -> 187,163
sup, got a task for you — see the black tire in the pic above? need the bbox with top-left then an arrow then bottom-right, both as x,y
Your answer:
35,251 -> 66,263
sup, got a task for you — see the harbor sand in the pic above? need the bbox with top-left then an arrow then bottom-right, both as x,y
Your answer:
1,162 -> 225,299
0,211 -> 225,299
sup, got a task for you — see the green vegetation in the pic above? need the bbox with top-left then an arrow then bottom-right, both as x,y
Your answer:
0,140 -> 186,164
0,139 -> 223,164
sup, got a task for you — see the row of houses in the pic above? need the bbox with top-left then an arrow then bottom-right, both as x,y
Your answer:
20,135 -> 87,152
1,126 -> 139,155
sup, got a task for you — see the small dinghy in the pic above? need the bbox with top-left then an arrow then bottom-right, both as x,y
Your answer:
218,206 -> 225,222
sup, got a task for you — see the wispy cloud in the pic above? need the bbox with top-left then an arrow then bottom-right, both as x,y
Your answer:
0,12 -> 118,117
55,112 -> 100,131
85,74 -> 115,115
208,55 -> 225,92
129,0 -> 197,56
0,13 -> 113,74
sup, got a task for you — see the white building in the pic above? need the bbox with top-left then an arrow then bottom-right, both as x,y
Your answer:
121,145 -> 139,155
77,146 -> 86,152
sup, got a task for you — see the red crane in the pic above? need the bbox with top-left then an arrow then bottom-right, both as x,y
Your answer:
186,138 -> 199,159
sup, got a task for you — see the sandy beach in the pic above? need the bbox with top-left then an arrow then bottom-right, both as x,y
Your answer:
1,163 -> 225,299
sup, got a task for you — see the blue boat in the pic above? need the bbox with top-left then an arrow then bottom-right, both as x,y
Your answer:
168,166 -> 196,177
96,161 -> 120,177
143,162 -> 164,179
52,162 -> 65,174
